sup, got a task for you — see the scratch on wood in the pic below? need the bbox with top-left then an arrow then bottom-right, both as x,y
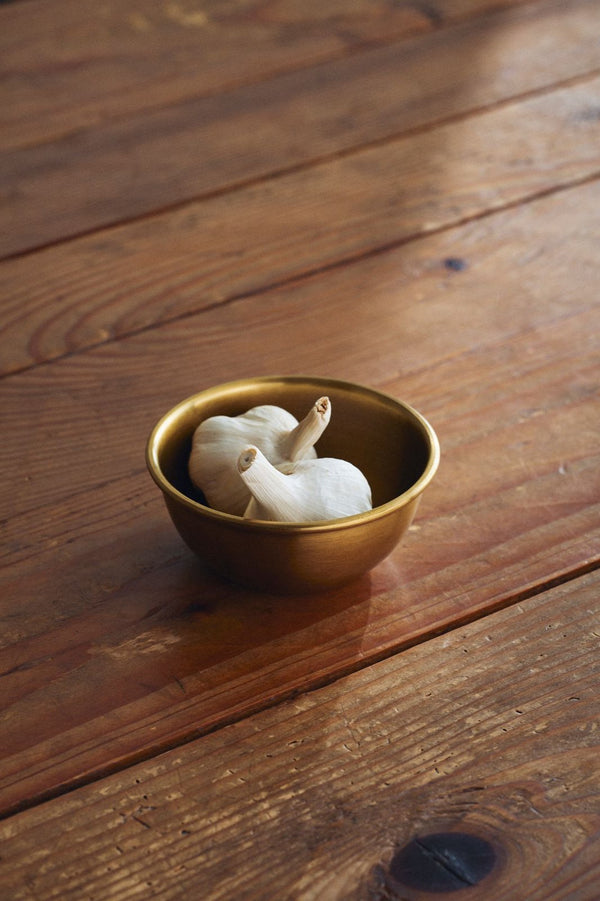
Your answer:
164,2 -> 209,27
90,631 -> 181,659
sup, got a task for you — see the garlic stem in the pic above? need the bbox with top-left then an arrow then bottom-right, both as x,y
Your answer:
285,396 -> 330,462
238,446 -> 305,521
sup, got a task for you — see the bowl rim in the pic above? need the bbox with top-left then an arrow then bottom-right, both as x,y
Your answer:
145,376 -> 440,533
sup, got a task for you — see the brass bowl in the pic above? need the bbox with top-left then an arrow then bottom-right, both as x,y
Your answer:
146,376 -> 440,593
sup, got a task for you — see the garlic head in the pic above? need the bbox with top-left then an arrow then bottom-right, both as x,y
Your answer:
189,397 -> 330,515
239,445 -> 372,522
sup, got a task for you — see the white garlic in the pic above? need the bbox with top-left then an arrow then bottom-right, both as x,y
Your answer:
189,397 -> 331,515
239,445 -> 372,522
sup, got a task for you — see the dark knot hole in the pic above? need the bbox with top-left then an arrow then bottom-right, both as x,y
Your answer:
387,831 -> 496,893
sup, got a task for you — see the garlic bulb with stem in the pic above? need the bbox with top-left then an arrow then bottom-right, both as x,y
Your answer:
189,396 -> 330,515
239,445 -> 372,522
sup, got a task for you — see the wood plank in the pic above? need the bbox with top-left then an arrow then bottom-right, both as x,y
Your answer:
0,183 -> 598,816
1,0 -> 529,152
1,74 -> 599,375
2,0 -> 599,257
0,572 -> 598,900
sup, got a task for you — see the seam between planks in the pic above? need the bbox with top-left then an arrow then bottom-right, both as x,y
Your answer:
2,166 -> 599,382
0,0 -> 553,155
1,298 -> 596,532
3,62 -> 599,270
0,560 -> 597,824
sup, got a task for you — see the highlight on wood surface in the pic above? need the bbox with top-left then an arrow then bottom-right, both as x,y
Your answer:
1,181 -> 597,818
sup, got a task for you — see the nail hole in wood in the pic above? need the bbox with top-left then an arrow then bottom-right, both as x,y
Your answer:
387,832 -> 496,893
444,257 -> 468,271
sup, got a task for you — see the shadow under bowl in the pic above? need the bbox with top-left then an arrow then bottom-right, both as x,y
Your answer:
146,376 -> 440,594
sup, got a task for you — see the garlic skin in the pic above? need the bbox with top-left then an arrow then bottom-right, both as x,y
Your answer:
239,445 -> 372,522
189,397 -> 331,515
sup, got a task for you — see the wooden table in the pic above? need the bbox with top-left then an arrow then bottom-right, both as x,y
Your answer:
1,1 -> 599,897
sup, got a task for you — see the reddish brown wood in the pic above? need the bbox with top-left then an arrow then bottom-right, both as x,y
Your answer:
0,1 -> 433,153
0,573 -> 597,900
1,0 -> 598,892
1,0 -> 599,257
0,183 -> 597,817
0,0 -> 543,153
1,75 -> 599,375
1,180 -> 598,517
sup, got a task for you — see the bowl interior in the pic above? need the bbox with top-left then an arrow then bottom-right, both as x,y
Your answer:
150,378 -> 437,519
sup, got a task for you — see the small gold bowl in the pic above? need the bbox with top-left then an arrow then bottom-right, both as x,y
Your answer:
146,376 -> 439,593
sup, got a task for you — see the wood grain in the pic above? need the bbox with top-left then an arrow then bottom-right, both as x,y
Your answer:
0,0 -> 549,153
2,75 -> 599,375
0,572 -> 598,900
2,0 -> 598,891
0,0 -> 422,151
2,0 -> 599,257
0,183 -> 597,817
1,0 -> 500,152
2,181 -> 598,518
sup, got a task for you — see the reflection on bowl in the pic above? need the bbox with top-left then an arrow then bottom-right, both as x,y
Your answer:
146,376 -> 440,594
